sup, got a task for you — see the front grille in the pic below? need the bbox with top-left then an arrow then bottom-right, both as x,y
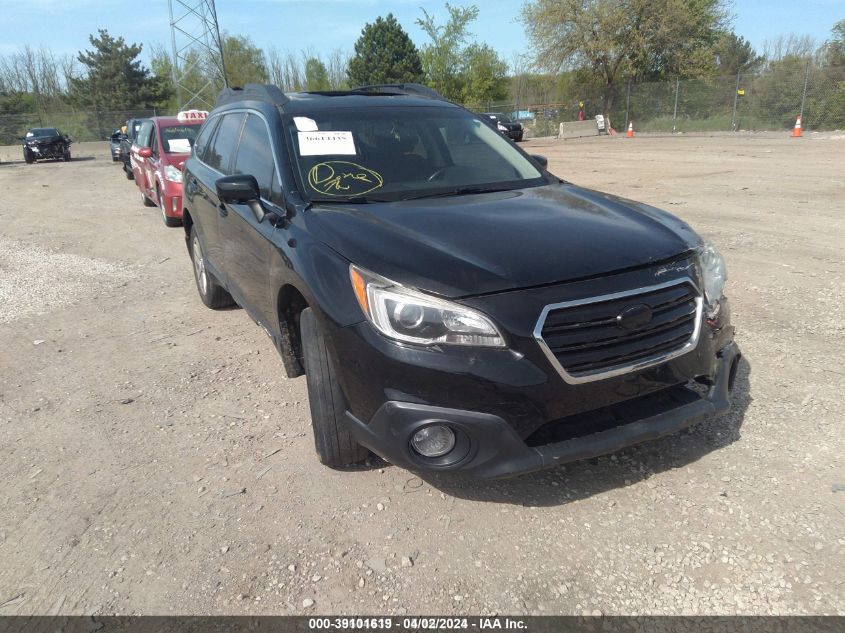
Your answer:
535,279 -> 702,384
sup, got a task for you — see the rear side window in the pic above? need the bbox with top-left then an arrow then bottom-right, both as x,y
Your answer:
233,113 -> 275,200
193,117 -> 219,162
205,113 -> 245,174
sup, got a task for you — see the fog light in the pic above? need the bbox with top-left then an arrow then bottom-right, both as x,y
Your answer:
411,425 -> 455,458
172,197 -> 180,213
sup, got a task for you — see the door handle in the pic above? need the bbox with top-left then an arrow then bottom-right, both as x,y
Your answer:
218,203 -> 228,218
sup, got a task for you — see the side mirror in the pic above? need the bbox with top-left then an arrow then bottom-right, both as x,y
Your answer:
216,174 -> 260,203
217,174 -> 267,223
530,154 -> 548,169
138,147 -> 153,158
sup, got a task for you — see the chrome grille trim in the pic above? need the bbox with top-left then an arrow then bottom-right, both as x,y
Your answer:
533,278 -> 703,385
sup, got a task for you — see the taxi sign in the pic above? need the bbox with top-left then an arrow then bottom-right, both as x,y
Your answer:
177,110 -> 209,123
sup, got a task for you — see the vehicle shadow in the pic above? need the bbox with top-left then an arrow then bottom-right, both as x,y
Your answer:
0,156 -> 97,165
419,357 -> 753,507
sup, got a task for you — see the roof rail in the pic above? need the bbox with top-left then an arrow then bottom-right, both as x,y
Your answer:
214,83 -> 289,108
351,83 -> 446,101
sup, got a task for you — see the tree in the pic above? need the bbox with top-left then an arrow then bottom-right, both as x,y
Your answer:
808,20 -> 845,129
714,32 -> 763,75
347,14 -> 424,86
820,19 -> 845,67
222,34 -> 268,88
304,57 -> 330,91
0,45 -> 75,111
461,43 -> 509,108
417,4 -> 478,101
148,43 -> 178,111
326,49 -> 350,90
761,33 -> 816,64
266,48 -> 303,92
521,0 -> 728,110
71,29 -> 164,110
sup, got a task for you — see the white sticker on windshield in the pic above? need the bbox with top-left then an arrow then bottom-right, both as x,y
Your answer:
168,138 -> 192,153
297,131 -> 356,156
293,116 -> 319,132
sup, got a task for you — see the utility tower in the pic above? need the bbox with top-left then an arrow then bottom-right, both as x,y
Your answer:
168,0 -> 227,110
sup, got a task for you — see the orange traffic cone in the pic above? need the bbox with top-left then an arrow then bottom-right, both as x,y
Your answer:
791,115 -> 802,137
626,121 -> 634,138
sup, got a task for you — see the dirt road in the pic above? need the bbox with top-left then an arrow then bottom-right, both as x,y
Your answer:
0,134 -> 843,616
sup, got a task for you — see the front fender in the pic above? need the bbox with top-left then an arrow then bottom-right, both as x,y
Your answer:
266,235 -> 362,378
269,237 -> 362,332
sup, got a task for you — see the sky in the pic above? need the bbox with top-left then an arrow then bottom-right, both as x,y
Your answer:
0,0 -> 842,65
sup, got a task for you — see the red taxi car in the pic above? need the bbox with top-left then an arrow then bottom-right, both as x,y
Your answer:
130,111 -> 207,227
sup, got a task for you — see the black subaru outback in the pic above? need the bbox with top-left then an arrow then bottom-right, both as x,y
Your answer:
181,83 -> 740,479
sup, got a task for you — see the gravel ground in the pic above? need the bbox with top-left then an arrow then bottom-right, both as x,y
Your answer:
0,237 -> 131,325
0,134 -> 843,616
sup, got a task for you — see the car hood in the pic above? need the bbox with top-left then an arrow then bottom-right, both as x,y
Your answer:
164,154 -> 189,169
28,135 -> 63,144
306,183 -> 701,298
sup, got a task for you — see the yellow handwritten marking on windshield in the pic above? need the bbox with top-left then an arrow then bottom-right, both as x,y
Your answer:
307,161 -> 384,196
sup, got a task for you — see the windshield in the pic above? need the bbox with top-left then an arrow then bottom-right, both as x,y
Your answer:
161,125 -> 199,153
28,128 -> 60,138
287,106 -> 544,202
487,112 -> 513,123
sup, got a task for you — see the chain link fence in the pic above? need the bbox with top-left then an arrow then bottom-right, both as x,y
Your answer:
3,64 -> 843,144
490,63 -> 845,137
0,109 -> 165,145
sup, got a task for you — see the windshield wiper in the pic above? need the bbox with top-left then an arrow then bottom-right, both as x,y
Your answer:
308,195 -> 392,204
401,186 -> 514,201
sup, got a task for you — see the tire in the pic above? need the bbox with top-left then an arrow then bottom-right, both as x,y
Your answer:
124,164 -> 134,180
189,225 -> 233,309
300,307 -> 369,467
23,148 -> 34,164
63,150 -> 71,162
159,188 -> 182,227
141,191 -> 156,207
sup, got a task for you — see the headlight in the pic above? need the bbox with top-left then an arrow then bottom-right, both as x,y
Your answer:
349,265 -> 506,348
698,241 -> 727,305
497,123 -> 507,132
164,164 -> 183,183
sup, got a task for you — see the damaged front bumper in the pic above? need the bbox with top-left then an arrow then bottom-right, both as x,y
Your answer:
346,341 -> 741,479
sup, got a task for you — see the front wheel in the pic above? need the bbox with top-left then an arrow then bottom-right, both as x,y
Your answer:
141,191 -> 156,207
23,148 -> 34,164
124,163 -> 134,180
300,308 -> 369,468
63,149 -> 71,161
189,226 -> 233,309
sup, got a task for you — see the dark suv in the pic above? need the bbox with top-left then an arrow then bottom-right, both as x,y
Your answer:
21,127 -> 71,163
482,113 -> 524,141
120,118 -> 148,179
181,83 -> 740,479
